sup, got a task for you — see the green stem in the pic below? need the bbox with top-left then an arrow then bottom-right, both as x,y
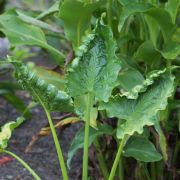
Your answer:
118,157 -> 124,180
107,0 -> 112,28
43,106 -> 69,180
166,60 -> 172,68
82,93 -> 93,180
142,163 -> 151,180
108,136 -> 127,180
77,21 -> 81,48
173,141 -> 180,165
30,88 -> 68,179
94,138 -> 109,180
150,162 -> 156,180
3,150 -> 41,180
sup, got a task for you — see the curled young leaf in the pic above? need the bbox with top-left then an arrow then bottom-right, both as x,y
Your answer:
10,59 -> 73,112
0,117 -> 24,150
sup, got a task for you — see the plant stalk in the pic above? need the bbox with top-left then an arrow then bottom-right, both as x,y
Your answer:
108,136 -> 127,180
44,106 -> 69,180
173,141 -> 180,166
94,138 -> 109,180
3,150 -> 41,180
118,157 -> 124,180
107,0 -> 112,28
31,88 -> 68,179
82,93 -> 93,180
150,162 -> 156,180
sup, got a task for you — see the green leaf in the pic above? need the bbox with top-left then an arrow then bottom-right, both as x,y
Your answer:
59,0 -> 104,48
67,20 -> 121,102
144,9 -> 179,59
134,40 -> 161,68
0,11 -> 65,64
0,81 -> 20,92
1,92 -> 31,118
118,2 -> 179,59
154,122 -> 168,161
0,81 -> 30,117
10,59 -> 74,112
0,117 -> 25,150
119,68 -> 167,99
118,0 -> 138,6
36,1 -> 59,19
17,11 -> 63,34
165,0 -> 180,24
144,14 -> 159,47
67,123 -> 114,168
119,3 -> 175,41
99,73 -> 174,139
118,2 -> 154,32
172,28 -> 180,43
145,8 -> 176,42
124,136 -> 162,162
161,42 -> 180,60
29,64 -> 66,91
118,56 -> 144,93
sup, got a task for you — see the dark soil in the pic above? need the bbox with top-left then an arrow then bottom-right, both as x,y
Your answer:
0,96 -> 82,180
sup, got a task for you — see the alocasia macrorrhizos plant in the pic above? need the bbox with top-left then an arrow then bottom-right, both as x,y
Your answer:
0,0 -> 179,179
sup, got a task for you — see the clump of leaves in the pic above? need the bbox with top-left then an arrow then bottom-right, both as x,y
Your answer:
0,0 -> 179,180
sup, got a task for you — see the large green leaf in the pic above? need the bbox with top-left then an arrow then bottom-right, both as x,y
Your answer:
0,11 -> 65,64
67,20 -> 121,102
67,123 -> 114,168
0,117 -> 24,150
10,59 -> 73,112
124,136 -> 162,162
59,0 -> 104,48
99,73 -> 174,139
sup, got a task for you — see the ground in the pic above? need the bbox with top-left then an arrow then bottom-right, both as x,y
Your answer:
0,96 -> 82,180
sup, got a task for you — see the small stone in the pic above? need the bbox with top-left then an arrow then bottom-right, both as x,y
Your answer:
6,175 -> 13,179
